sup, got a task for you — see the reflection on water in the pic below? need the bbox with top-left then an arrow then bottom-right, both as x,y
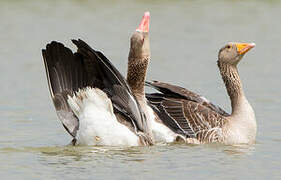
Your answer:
222,144 -> 256,156
0,142 -> 256,157
0,141 -> 277,179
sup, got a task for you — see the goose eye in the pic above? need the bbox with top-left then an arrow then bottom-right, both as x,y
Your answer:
226,45 -> 231,49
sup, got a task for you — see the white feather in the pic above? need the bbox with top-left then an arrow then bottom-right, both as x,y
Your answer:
146,105 -> 176,143
67,87 -> 139,146
199,96 -> 210,103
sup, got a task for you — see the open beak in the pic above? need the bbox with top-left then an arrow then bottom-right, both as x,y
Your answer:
236,43 -> 256,55
136,11 -> 150,33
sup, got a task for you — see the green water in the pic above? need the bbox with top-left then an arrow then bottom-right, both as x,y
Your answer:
0,0 -> 280,179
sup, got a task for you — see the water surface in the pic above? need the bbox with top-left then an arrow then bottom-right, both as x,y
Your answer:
0,0 -> 280,179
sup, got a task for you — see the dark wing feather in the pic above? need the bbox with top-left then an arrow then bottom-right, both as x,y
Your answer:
42,42 -> 87,137
146,93 -> 227,142
42,39 -> 148,138
146,81 -> 229,142
146,81 -> 229,116
180,100 -> 226,142
146,93 -> 195,137
72,39 -> 148,134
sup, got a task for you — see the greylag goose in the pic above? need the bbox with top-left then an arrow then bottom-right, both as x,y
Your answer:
146,42 -> 257,144
42,13 -> 153,146
127,12 -> 186,143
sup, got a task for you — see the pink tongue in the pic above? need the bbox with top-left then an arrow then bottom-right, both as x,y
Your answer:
136,11 -> 150,32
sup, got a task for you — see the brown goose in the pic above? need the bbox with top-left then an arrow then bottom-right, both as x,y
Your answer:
42,13 -> 152,146
127,12 -> 186,143
146,42 -> 257,144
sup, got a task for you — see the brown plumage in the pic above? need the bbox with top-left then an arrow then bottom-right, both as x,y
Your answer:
126,12 -> 156,141
127,12 -> 191,143
146,42 -> 257,144
127,21 -> 150,98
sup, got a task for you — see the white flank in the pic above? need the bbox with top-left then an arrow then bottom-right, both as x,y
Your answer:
67,87 -> 139,146
146,105 -> 176,143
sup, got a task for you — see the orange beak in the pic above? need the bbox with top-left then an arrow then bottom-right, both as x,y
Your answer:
235,43 -> 256,55
136,11 -> 150,33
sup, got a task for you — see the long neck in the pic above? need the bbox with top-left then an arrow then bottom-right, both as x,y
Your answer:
127,55 -> 149,101
127,54 -> 153,140
218,61 -> 245,115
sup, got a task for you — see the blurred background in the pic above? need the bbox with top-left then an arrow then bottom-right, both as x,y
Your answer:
0,0 -> 280,179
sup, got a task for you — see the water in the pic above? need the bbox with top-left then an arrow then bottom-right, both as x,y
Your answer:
0,0 -> 280,179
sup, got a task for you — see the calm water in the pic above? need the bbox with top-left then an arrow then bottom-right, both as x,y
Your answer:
0,0 -> 280,179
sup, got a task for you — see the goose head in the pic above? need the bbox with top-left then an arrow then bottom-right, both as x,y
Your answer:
218,42 -> 256,66
129,12 -> 150,59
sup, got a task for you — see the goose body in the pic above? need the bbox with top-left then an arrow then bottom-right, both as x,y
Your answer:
42,37 -> 152,146
146,42 -> 257,145
68,88 -> 139,146
223,95 -> 256,144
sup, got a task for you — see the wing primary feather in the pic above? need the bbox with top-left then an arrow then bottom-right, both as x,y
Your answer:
42,41 -> 84,137
71,39 -> 149,135
43,39 -> 150,140
146,81 -> 229,116
146,93 -> 196,137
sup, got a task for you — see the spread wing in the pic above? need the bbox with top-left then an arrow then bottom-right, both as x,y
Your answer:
42,41 -> 85,137
72,39 -> 148,134
147,94 -> 195,137
146,81 -> 229,116
146,81 -> 229,142
42,39 -> 149,138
